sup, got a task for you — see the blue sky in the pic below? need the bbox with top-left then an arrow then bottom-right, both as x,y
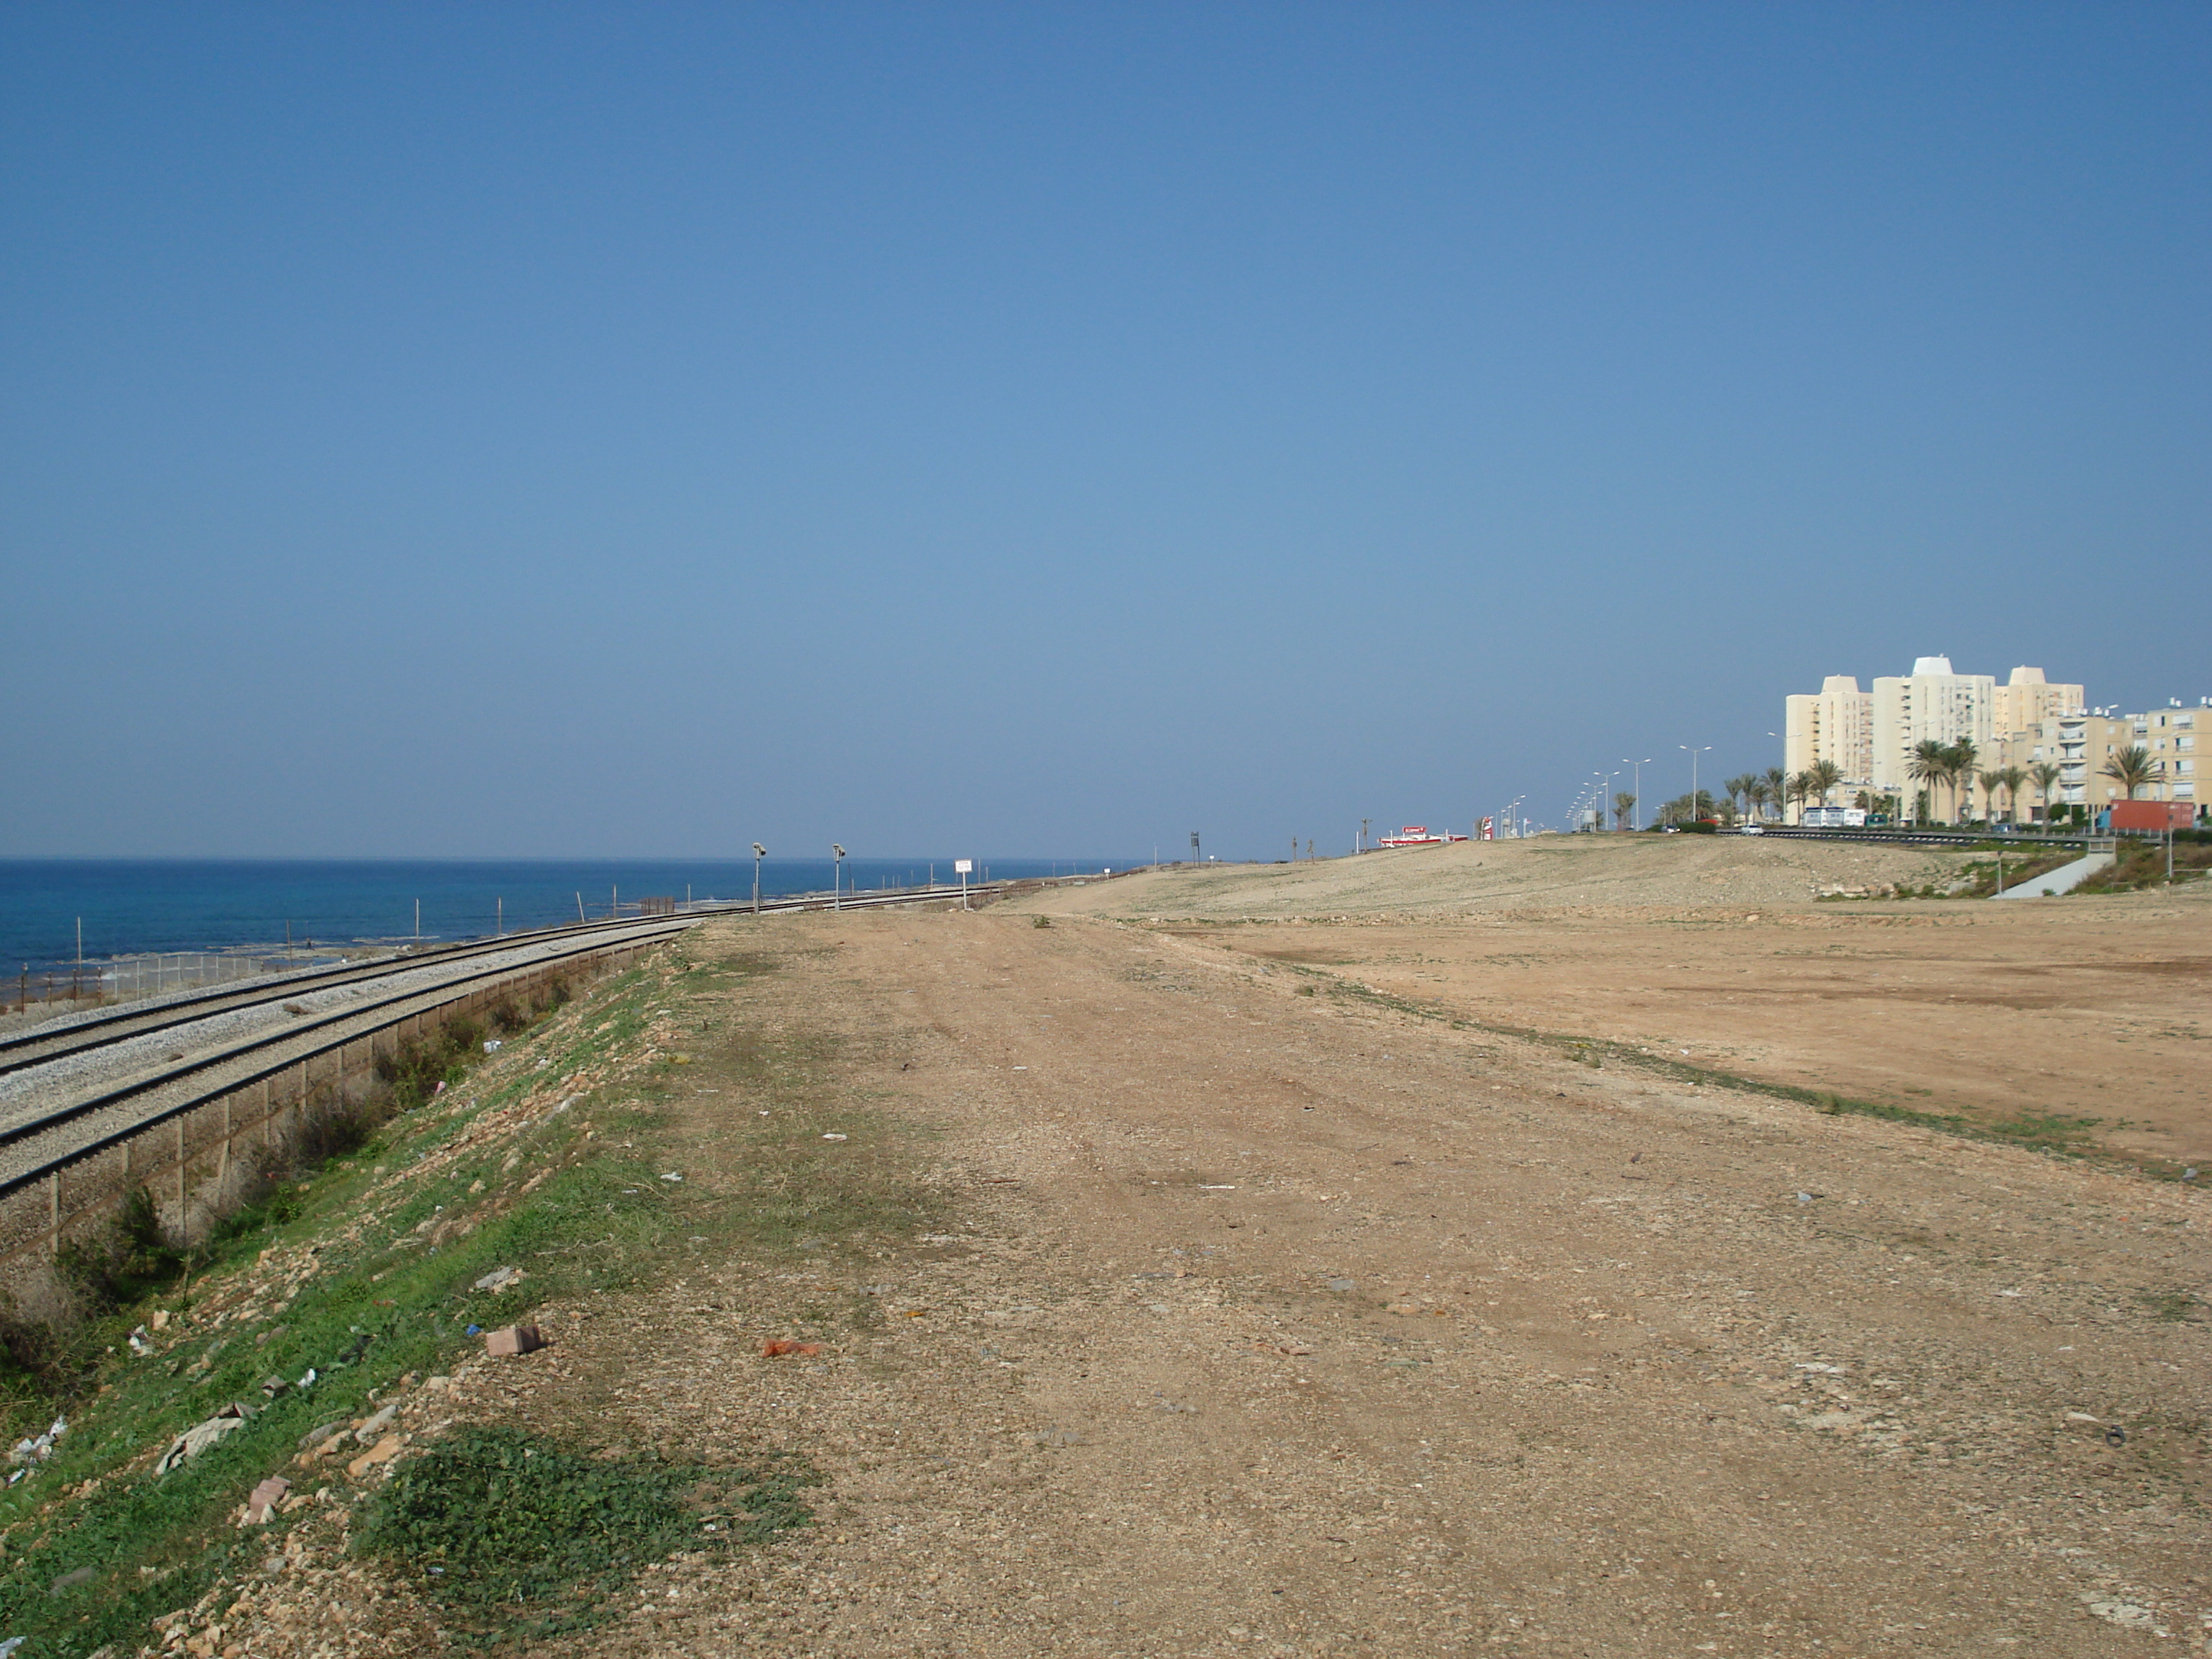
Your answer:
4,3 -> 2206,857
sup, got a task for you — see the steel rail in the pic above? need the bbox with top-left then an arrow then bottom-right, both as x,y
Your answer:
0,909 -> 691,1078
0,878 -> 1010,1201
1,881 -> 1009,1079
0,915 -> 701,1201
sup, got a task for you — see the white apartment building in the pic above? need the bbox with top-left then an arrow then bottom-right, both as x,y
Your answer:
1991,665 -> 2082,737
1871,657 -> 1996,796
1786,658 -> 2085,809
1783,676 -> 1874,789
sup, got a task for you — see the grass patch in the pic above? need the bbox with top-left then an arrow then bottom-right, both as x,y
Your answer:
2071,840 -> 2212,895
356,1425 -> 817,1643
2137,1289 -> 2203,1325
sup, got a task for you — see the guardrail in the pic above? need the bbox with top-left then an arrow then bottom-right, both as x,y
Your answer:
1750,826 -> 2115,850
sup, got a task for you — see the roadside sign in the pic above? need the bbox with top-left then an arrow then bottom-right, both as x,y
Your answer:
954,860 -> 972,874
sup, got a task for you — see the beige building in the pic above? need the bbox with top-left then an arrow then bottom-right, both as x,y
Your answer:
1783,675 -> 1874,792
1991,665 -> 2084,738
2004,703 -> 2202,819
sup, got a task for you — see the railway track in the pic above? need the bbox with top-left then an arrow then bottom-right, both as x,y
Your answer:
0,878 -> 1004,1204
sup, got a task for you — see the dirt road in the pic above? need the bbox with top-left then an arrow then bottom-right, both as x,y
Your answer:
508,906 -> 2210,1657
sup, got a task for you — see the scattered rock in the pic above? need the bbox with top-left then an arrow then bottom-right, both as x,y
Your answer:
346,1434 -> 406,1480
353,1404 -> 399,1444
241,1475 -> 291,1524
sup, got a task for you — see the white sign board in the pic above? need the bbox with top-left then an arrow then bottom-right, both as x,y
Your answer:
953,860 -> 973,874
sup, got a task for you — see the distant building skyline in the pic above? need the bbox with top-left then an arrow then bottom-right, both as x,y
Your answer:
1787,657 -> 2204,821
1786,658 -> 2087,798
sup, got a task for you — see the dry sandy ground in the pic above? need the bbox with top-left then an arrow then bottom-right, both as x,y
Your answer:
418,893 -> 2209,1659
180,841 -> 2211,1659
1053,835 -> 1982,920
1022,840 -> 2212,1171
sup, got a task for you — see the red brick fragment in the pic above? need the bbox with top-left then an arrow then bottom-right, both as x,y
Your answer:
484,1325 -> 546,1357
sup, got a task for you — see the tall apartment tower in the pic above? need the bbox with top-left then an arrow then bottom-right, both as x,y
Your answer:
1991,665 -> 2085,735
1784,676 -> 1874,788
1870,657 -> 1996,795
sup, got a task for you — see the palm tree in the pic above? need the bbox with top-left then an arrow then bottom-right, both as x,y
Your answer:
1944,740 -> 1979,824
2029,760 -> 2063,826
1786,770 -> 1818,823
1723,775 -> 1753,822
1807,758 -> 1843,809
1747,779 -> 1771,822
1613,791 -> 1637,830
1997,765 -> 2026,826
1977,768 -> 2006,827
1764,765 -> 1787,824
2099,745 -> 2162,802
1908,739 -> 1948,827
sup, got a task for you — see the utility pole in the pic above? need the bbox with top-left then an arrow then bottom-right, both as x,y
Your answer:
1191,830 -> 1200,866
753,844 -> 767,914
1624,758 -> 1650,830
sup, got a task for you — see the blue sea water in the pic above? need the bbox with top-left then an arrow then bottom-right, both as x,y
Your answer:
0,858 -> 1131,972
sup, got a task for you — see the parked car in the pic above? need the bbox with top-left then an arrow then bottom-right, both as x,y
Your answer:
1739,824 -> 1764,835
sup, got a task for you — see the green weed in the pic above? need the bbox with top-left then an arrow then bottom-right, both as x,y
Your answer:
356,1426 -> 817,1642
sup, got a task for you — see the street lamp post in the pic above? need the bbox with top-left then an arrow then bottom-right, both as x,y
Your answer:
1681,745 -> 1712,826
752,843 -> 767,914
1624,758 -> 1650,831
832,845 -> 846,910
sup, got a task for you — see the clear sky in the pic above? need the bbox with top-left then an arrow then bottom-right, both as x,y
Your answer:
4,3 -> 2207,858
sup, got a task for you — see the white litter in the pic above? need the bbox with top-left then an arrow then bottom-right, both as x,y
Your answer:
822,1133 -> 848,1141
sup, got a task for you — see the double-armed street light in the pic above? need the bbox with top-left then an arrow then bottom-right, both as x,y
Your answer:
752,843 -> 767,914
1624,758 -> 1650,830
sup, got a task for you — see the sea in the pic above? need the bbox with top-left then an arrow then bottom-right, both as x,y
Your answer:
0,858 -> 1132,974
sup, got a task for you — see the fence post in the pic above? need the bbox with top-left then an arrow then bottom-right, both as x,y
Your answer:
48,1172 -> 60,1260
175,1116 -> 187,1240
